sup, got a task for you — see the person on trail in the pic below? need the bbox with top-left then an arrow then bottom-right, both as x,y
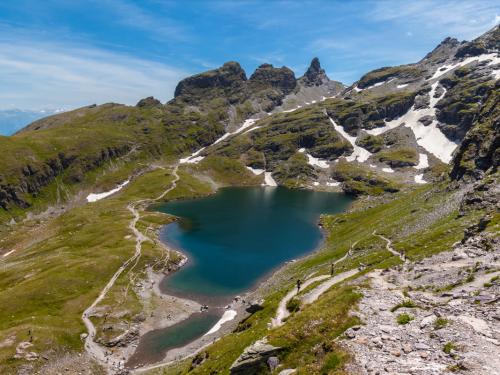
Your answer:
296,279 -> 302,293
331,263 -> 335,276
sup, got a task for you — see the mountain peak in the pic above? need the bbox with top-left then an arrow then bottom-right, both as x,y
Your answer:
301,57 -> 329,86
173,61 -> 247,99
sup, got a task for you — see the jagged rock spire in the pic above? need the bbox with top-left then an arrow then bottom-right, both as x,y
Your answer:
302,57 -> 329,86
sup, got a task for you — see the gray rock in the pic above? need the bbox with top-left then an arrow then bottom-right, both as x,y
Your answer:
415,342 -> 430,350
418,115 -> 434,126
267,356 -> 280,371
230,338 -> 282,374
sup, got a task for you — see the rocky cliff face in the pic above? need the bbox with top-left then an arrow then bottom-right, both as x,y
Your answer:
173,61 -> 247,104
450,84 -> 499,181
0,144 -> 131,210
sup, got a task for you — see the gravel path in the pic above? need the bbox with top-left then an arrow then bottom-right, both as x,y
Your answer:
82,165 -> 180,373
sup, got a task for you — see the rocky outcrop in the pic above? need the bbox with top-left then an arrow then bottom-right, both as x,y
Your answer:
0,145 -> 131,210
173,61 -> 247,105
248,64 -> 297,95
136,96 -> 162,108
450,84 -> 499,181
455,25 -> 500,58
230,338 -> 282,374
300,57 -> 329,86
436,69 -> 495,141
328,92 -> 416,135
421,37 -> 461,64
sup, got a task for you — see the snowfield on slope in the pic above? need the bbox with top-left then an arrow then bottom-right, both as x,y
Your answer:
329,117 -> 371,162
87,180 -> 130,202
367,82 -> 457,163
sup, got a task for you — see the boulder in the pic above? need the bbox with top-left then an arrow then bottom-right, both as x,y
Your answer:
230,338 -> 282,374
418,115 -> 434,126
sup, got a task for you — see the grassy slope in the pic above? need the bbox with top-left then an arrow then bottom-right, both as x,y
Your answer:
0,155 -> 263,374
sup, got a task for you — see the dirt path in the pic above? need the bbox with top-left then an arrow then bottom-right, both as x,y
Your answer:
272,246 -> 355,328
373,230 -> 406,262
82,165 -> 180,371
301,269 -> 358,305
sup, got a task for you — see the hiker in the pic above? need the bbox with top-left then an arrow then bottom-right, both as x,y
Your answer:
330,263 -> 335,276
296,279 -> 302,292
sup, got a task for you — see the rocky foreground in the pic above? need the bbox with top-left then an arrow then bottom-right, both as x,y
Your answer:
342,228 -> 499,375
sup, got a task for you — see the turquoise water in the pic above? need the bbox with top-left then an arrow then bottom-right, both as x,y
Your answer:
158,186 -> 353,302
128,187 -> 352,367
126,311 -> 220,368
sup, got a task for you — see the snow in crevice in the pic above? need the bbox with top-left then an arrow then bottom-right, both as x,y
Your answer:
306,153 -> 329,168
397,83 -> 409,89
246,166 -> 264,175
382,167 -> 395,173
204,310 -> 237,336
429,53 -> 500,80
86,180 -> 130,202
364,78 -> 395,90
414,174 -> 427,184
180,119 -> 257,164
282,105 -> 302,113
263,172 -> 277,187
328,117 -> 372,162
366,82 -> 457,163
326,179 -> 341,187
414,153 -> 429,169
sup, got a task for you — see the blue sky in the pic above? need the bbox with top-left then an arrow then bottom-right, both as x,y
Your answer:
0,0 -> 499,110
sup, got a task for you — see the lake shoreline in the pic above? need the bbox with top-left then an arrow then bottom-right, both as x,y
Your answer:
121,186 -> 353,372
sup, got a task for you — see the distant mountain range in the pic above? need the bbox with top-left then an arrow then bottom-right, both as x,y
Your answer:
0,108 -> 65,136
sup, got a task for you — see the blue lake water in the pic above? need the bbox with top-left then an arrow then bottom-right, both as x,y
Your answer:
127,186 -> 352,367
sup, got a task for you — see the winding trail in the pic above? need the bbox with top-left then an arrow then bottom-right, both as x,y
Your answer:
373,230 -> 406,262
272,246 -> 356,327
82,164 -> 180,370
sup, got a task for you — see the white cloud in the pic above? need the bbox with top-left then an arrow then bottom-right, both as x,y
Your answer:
369,0 -> 499,40
0,40 -> 188,110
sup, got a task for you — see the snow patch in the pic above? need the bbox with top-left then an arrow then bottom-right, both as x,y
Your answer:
313,181 -> 320,186
414,153 -> 429,169
326,180 -> 341,187
306,154 -> 329,168
283,105 -> 302,113
180,147 -> 206,164
181,119 -> 258,164
263,172 -> 277,187
491,69 -> 500,80
397,83 -> 409,89
329,117 -> 372,162
2,249 -> 15,258
414,174 -> 427,184
366,82 -> 457,163
246,166 -> 264,175
86,180 -> 130,203
204,310 -> 237,336
382,167 -> 394,173
364,78 -> 395,90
